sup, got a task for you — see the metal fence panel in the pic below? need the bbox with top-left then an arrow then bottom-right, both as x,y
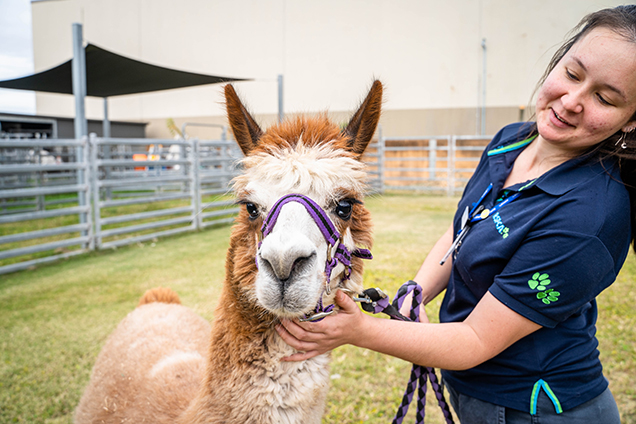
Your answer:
1,130 -> 485,275
0,137 -> 92,274
194,139 -> 242,229
377,133 -> 491,195
361,139 -> 383,193
90,135 -> 198,250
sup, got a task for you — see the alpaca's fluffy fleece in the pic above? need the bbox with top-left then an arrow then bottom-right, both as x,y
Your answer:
74,301 -> 210,423
138,286 -> 182,306
75,81 -> 381,424
180,328 -> 331,424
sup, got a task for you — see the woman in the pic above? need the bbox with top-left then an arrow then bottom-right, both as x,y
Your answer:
276,6 -> 636,423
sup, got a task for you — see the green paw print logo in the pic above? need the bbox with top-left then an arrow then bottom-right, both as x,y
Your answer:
528,272 -> 560,304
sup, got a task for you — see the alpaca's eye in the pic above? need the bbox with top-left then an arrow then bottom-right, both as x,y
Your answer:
335,200 -> 353,220
245,203 -> 260,220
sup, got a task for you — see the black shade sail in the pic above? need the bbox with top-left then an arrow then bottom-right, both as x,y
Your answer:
0,43 -> 247,97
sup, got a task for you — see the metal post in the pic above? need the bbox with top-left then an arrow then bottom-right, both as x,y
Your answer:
102,98 -> 111,138
278,74 -> 284,123
36,152 -> 45,211
89,134 -> 102,249
72,23 -> 89,244
377,124 -> 385,194
103,97 -> 113,200
191,139 -> 201,230
72,23 -> 87,140
84,135 -> 94,250
429,139 -> 437,180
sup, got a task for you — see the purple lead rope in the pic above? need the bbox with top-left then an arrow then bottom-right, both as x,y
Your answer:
361,281 -> 454,424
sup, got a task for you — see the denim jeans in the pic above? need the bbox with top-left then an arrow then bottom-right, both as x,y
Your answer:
444,380 -> 621,424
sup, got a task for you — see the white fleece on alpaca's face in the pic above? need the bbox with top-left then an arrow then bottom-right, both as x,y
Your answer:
233,142 -> 367,318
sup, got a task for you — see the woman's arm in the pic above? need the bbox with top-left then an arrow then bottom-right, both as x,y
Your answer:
400,223 -> 454,319
277,289 -> 541,369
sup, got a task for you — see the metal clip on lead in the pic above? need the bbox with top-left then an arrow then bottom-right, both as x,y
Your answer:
299,310 -> 335,322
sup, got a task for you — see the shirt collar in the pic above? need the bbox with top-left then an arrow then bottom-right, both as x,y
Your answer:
533,154 -> 618,196
487,123 -> 618,197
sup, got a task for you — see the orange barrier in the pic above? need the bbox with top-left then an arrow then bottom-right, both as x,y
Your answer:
132,153 -> 147,171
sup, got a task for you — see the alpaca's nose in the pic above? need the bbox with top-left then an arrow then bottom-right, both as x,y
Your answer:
259,245 -> 316,287
259,236 -> 316,286
258,201 -> 322,288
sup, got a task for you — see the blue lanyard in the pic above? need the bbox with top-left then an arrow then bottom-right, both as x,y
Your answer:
469,188 -> 521,224
440,180 -> 531,265
467,183 -> 493,221
468,178 -> 535,224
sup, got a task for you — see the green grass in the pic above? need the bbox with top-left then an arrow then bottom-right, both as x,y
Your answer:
0,194 -> 634,423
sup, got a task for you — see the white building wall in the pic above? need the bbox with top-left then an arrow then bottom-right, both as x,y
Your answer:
31,0 -> 626,136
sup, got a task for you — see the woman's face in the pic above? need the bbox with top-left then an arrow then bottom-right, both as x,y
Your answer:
535,27 -> 636,154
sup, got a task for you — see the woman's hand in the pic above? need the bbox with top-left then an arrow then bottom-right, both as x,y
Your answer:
276,289 -> 366,361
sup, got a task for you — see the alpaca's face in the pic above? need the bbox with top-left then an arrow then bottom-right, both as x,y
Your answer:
233,137 -> 371,319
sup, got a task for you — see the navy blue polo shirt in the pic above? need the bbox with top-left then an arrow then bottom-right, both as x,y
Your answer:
440,122 -> 631,414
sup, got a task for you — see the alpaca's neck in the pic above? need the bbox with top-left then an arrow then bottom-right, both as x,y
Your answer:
181,283 -> 330,424
178,221 -> 331,424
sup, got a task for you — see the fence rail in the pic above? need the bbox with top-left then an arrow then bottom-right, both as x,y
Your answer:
377,134 -> 492,195
0,131 -> 491,275
89,135 -> 242,251
0,137 -> 91,274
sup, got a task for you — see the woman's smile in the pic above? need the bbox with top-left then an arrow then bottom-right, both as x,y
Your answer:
550,108 -> 575,128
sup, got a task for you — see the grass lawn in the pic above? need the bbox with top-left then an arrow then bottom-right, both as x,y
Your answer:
0,193 -> 634,423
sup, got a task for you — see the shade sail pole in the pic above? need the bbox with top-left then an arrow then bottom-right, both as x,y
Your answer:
72,23 -> 89,242
103,97 -> 111,138
72,23 -> 87,139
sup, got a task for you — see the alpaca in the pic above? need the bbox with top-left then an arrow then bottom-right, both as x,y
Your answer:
74,288 -> 211,423
75,80 -> 382,424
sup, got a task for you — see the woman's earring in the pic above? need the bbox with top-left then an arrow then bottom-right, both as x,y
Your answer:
621,133 -> 628,149
616,130 -> 631,149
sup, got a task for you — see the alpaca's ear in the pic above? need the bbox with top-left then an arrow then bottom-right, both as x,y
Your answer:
342,80 -> 383,156
225,84 -> 263,155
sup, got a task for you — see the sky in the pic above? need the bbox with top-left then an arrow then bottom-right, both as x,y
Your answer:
0,0 -> 36,115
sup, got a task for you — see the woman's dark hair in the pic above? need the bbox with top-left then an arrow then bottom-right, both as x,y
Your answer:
536,5 -> 636,250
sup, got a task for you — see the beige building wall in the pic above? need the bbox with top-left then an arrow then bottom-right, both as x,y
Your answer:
31,0 -> 625,139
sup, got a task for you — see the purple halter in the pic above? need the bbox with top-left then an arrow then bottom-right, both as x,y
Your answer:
259,194 -> 372,321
